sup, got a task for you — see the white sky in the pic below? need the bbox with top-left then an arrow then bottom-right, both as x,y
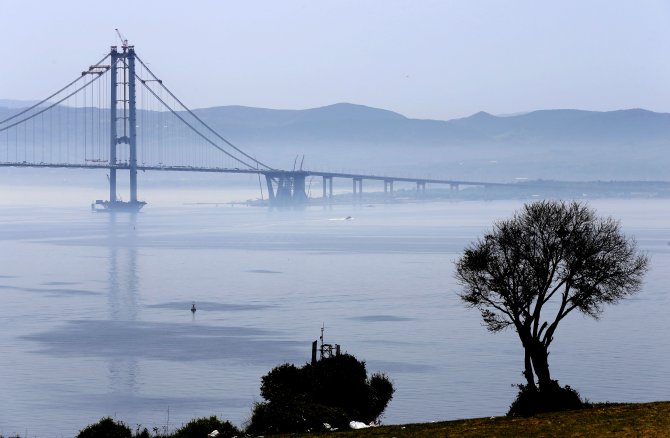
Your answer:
1,0 -> 669,120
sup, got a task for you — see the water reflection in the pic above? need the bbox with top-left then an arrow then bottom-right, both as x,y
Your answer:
106,212 -> 140,321
106,212 -> 139,396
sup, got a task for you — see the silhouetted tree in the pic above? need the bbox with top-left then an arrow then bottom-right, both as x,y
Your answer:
455,201 -> 648,392
247,353 -> 394,434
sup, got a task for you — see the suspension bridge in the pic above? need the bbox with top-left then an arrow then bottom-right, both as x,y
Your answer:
0,42 -> 506,210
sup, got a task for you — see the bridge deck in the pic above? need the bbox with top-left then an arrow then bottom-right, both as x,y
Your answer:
0,162 -> 508,187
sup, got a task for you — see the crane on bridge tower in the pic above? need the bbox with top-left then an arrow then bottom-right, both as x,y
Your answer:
115,28 -> 129,51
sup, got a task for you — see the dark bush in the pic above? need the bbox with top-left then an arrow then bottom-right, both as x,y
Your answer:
368,372 -> 395,419
260,363 -> 305,402
171,416 -> 240,438
76,417 -> 132,438
247,353 -> 394,434
303,354 -> 370,420
508,381 -> 589,416
247,400 -> 349,435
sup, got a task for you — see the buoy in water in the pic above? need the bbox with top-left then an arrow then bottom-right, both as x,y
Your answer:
191,302 -> 196,313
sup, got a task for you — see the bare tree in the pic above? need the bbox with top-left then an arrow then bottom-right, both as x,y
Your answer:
455,200 -> 648,391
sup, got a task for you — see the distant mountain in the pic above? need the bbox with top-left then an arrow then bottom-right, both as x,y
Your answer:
192,103 -> 431,145
448,108 -> 670,145
190,103 -> 670,148
188,104 -> 670,180
2,101 -> 668,181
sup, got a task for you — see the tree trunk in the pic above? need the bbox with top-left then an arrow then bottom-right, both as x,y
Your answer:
519,330 -> 538,390
523,349 -> 537,389
528,341 -> 553,390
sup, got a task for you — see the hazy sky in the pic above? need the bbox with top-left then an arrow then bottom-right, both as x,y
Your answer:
2,0 -> 669,120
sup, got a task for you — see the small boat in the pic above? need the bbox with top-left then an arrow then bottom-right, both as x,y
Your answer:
191,302 -> 197,313
92,199 -> 146,212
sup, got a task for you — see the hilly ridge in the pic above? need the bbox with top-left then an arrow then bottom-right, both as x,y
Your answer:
189,103 -> 670,146
189,103 -> 669,180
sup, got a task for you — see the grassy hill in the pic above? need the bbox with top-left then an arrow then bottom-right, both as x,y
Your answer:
271,401 -> 670,437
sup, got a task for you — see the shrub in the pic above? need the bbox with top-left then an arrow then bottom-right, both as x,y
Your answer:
247,400 -> 349,435
171,416 -> 240,438
368,372 -> 395,419
247,353 -> 394,434
76,417 -> 132,438
259,363 -> 305,401
507,381 -> 588,416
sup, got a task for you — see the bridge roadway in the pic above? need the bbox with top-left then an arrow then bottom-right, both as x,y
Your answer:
1,161 -> 511,205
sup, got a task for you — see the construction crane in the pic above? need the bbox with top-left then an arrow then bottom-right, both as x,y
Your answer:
115,28 -> 129,50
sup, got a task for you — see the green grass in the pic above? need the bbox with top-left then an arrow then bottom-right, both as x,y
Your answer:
270,401 -> 670,437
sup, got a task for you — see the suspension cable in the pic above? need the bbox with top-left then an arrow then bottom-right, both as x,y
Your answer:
134,54 -> 274,170
0,53 -> 110,126
136,75 -> 259,169
0,69 -> 109,134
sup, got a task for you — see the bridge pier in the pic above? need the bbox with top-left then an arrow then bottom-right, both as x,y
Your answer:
322,176 -> 333,201
276,176 -> 292,201
292,174 -> 307,203
384,179 -> 394,199
264,171 -> 308,206
265,174 -> 275,203
416,181 -> 426,197
353,178 -> 363,202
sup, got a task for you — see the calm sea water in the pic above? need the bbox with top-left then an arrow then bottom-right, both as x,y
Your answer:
0,193 -> 668,437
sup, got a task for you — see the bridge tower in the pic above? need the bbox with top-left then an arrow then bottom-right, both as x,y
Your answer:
105,44 -> 145,211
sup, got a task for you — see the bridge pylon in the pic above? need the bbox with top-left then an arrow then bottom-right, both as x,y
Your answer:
103,44 -> 145,212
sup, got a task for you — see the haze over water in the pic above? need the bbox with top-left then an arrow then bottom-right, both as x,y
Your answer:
0,190 -> 668,437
